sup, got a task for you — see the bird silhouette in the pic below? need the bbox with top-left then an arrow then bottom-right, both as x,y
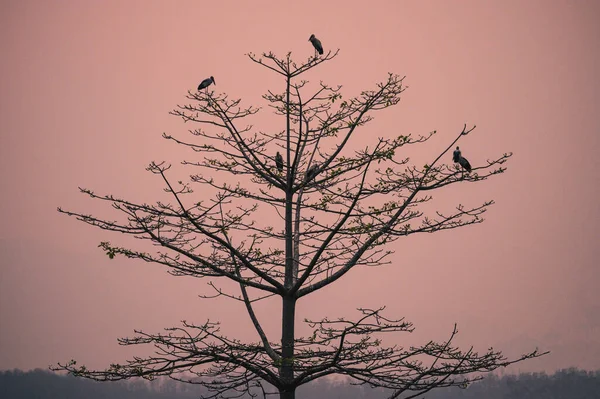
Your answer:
275,152 -> 284,174
309,34 -> 324,56
458,156 -> 472,173
305,163 -> 321,182
452,147 -> 472,172
197,76 -> 215,91
452,146 -> 461,163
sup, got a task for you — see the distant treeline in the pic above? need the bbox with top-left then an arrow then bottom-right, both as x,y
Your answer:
1,367 -> 599,398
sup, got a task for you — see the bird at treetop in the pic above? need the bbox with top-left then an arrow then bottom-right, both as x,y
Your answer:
452,147 -> 472,173
305,163 -> 321,182
197,76 -> 215,91
309,34 -> 324,56
275,151 -> 284,174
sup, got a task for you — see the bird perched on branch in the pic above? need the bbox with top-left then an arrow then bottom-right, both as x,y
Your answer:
309,34 -> 323,56
452,146 -> 472,173
453,147 -> 461,163
275,152 -> 284,174
305,163 -> 321,183
197,76 -> 215,91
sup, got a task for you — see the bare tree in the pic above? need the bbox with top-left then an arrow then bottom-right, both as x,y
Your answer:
53,48 -> 545,399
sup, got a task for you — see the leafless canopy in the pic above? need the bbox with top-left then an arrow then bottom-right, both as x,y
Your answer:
54,48 -> 545,399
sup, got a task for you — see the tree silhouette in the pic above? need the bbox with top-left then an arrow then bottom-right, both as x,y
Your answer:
53,47 -> 545,399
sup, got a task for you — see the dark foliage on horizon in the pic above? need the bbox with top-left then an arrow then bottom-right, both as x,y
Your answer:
1,368 -> 599,398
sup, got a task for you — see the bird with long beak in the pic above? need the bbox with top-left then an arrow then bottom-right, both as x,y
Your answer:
309,34 -> 324,56
197,76 -> 215,92
452,146 -> 472,173
275,151 -> 284,174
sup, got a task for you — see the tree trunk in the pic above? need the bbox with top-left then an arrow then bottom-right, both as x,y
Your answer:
279,294 -> 296,399
281,73 -> 296,399
280,389 -> 296,399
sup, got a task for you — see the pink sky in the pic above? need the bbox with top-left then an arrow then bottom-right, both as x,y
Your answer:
1,0 -> 599,375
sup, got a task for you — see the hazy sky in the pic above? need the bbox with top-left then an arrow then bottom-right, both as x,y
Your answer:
1,0 -> 599,376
